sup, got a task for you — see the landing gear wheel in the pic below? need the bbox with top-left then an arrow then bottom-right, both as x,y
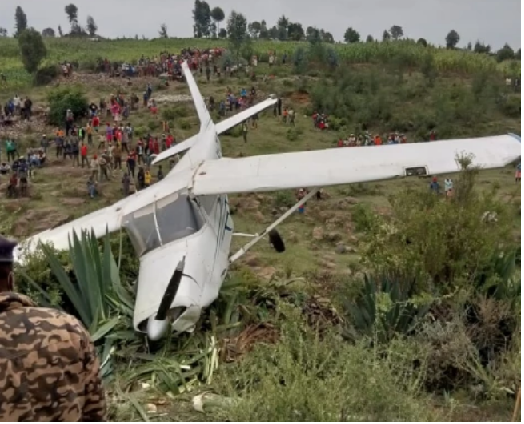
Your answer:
268,229 -> 285,253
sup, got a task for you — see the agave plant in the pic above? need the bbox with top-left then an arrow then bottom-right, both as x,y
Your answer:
22,229 -> 139,380
473,247 -> 521,311
342,272 -> 433,345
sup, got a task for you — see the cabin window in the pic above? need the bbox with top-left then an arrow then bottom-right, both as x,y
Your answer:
123,194 -> 204,256
405,166 -> 428,177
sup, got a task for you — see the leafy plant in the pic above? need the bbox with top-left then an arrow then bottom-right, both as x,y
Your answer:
342,272 -> 433,344
22,230 -> 138,380
48,86 -> 89,126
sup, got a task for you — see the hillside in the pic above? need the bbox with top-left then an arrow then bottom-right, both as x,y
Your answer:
0,38 -> 521,421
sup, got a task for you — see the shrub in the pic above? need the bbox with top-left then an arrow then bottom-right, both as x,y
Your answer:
47,86 -> 89,126
34,64 -> 59,86
500,96 -> 521,118
179,119 -> 191,130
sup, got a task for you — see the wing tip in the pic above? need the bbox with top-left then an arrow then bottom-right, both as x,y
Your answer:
508,133 -> 521,143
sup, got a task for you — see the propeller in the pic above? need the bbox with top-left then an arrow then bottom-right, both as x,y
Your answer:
155,256 -> 186,321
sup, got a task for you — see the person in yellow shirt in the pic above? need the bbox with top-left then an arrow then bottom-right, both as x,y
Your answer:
144,169 -> 151,187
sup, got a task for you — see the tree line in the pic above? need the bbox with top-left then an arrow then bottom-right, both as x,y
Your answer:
1,2 -> 520,63
2,4 -> 99,39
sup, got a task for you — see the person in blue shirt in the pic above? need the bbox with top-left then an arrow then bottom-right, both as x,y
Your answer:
430,177 -> 440,194
515,163 -> 521,183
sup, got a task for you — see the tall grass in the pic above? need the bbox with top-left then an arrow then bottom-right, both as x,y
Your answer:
214,311 -> 443,422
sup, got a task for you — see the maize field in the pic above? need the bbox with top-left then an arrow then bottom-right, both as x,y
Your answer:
0,37 -> 520,91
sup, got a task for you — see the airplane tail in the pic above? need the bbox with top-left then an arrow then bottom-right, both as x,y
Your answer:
181,61 -> 212,134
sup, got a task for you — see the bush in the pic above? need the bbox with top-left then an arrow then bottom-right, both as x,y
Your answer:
362,167 -> 515,293
162,106 -> 189,121
47,86 -> 89,126
500,96 -> 521,118
34,64 -> 59,86
179,119 -> 191,130
351,203 -> 377,233
147,120 -> 158,131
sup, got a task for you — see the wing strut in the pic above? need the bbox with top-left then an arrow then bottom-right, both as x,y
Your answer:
229,188 -> 320,263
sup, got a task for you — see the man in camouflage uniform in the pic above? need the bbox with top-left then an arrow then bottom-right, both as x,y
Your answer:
0,236 -> 107,422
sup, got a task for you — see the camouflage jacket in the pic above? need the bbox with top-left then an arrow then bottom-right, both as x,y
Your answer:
0,292 -> 106,422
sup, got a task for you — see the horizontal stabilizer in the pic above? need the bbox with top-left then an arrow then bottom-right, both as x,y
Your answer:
151,97 -> 278,166
215,97 -> 278,134
151,135 -> 199,165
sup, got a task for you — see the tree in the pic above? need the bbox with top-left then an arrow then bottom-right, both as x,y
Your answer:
474,41 -> 491,54
516,48 -> 521,60
466,41 -> 472,50
445,29 -> 460,49
287,22 -> 304,41
366,34 -> 374,42
417,37 -> 427,47
344,27 -> 360,43
390,25 -> 403,40
268,25 -> 279,40
0,28 -> 7,37
259,20 -> 268,39
218,28 -> 227,38
58,25 -> 63,37
382,30 -> 390,41
193,0 -> 211,38
210,6 -> 225,34
86,16 -> 98,37
322,31 -> 335,43
226,11 -> 247,56
159,23 -> 168,38
42,27 -> 55,37
248,21 -> 262,38
15,6 -> 27,36
65,4 -> 78,25
18,28 -> 47,74
496,43 -> 515,62
277,15 -> 289,41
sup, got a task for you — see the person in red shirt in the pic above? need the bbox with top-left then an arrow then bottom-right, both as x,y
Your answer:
337,139 -> 343,148
80,143 -> 88,167
166,133 -> 174,149
153,137 -> 160,155
92,115 -> 100,131
148,137 -> 154,155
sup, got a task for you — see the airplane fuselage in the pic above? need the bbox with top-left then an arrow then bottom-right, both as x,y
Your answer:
130,120 -> 235,338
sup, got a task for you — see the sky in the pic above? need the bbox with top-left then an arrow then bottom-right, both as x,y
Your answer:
0,0 -> 521,50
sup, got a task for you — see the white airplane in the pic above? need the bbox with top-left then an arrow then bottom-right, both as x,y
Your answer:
14,61 -> 521,342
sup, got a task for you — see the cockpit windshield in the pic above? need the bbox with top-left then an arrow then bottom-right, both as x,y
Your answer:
123,193 -> 204,256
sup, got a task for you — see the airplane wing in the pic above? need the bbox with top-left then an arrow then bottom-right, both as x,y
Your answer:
191,134 -> 521,196
151,97 -> 278,166
16,168 -> 190,263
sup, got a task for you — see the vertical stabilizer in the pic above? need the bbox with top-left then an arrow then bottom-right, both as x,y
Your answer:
181,61 -> 212,133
